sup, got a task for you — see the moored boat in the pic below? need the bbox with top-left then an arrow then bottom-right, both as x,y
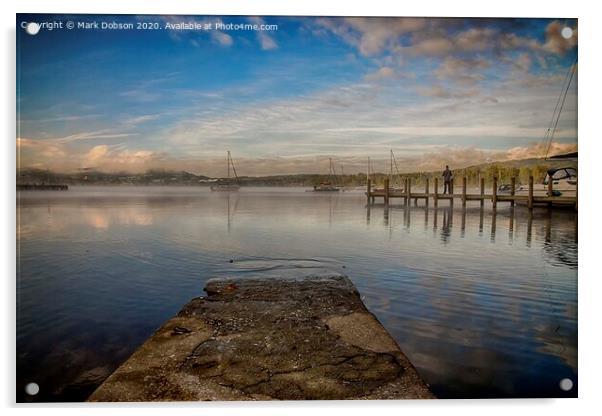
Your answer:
211,151 -> 241,191
515,167 -> 577,198
313,158 -> 341,192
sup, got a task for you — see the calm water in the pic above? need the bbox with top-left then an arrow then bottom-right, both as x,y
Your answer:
16,186 -> 577,401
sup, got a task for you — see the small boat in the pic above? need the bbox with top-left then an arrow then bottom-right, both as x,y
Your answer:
370,150 -> 406,193
497,183 -> 516,195
211,184 -> 240,192
313,183 -> 341,192
313,158 -> 341,192
514,167 -> 577,198
211,151 -> 240,191
509,61 -> 578,201
499,61 -> 577,202
501,166 -> 577,200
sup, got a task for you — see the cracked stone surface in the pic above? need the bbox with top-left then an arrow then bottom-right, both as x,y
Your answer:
88,275 -> 435,401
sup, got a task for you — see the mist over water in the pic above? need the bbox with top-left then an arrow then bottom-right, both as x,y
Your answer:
16,186 -> 577,401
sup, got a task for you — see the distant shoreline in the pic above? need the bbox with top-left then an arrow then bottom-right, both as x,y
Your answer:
16,157 -> 576,188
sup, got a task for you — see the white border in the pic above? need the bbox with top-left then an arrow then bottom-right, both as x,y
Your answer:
3,1 -> 600,415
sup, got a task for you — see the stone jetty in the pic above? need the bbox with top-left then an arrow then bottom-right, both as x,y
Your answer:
88,275 -> 434,401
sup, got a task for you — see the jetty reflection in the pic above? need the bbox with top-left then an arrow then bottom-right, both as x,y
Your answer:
366,202 -> 577,266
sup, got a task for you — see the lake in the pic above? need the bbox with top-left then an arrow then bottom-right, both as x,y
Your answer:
16,186 -> 578,401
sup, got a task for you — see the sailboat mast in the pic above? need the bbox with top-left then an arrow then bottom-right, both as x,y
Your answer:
390,150 -> 393,184
227,151 -> 231,179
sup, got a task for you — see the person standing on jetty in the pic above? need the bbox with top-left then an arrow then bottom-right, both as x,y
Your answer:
442,165 -> 453,194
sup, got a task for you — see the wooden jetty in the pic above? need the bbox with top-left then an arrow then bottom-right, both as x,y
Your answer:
17,184 -> 68,191
88,275 -> 434,401
366,176 -> 577,210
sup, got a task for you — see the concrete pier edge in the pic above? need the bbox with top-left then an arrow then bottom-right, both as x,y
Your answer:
88,274 -> 435,401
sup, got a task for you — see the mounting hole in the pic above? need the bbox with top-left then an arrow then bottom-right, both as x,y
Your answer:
25,22 -> 40,36
559,378 -> 573,391
561,27 -> 573,39
25,382 -> 39,396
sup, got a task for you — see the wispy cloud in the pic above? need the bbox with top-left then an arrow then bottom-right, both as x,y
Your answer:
20,114 -> 100,123
123,114 -> 160,126
248,17 -> 278,50
53,130 -> 138,144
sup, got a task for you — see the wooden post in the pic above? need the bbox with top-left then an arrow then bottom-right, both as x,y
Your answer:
406,177 -> 411,202
547,173 -> 553,208
462,176 -> 467,207
492,176 -> 498,209
510,177 -> 516,207
402,178 -> 407,204
367,179 -> 371,205
527,176 -> 533,209
480,177 -> 484,207
575,178 -> 578,211
434,177 -> 438,207
425,178 -> 430,206
384,178 -> 390,206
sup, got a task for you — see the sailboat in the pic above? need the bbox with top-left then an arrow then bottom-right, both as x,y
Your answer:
372,150 -> 405,193
211,151 -> 240,191
388,149 -> 405,192
504,59 -> 577,200
313,158 -> 341,192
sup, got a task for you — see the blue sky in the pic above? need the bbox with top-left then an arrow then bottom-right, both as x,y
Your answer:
17,15 -> 577,175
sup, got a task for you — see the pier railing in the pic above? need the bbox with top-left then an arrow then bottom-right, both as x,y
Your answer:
366,176 -> 577,210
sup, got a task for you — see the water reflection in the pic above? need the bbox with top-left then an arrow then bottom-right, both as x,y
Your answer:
17,187 -> 577,401
490,209 -> 496,243
509,207 -> 515,242
223,193 -> 240,233
368,203 -> 575,265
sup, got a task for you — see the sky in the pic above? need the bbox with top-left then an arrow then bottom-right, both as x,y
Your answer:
16,15 -> 578,176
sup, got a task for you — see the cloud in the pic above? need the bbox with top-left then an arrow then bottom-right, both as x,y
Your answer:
312,17 -> 428,56
257,32 -> 277,50
316,17 -> 576,59
406,37 -> 454,57
53,129 -> 138,144
542,21 -> 578,55
409,141 -> 577,172
323,125 -> 558,139
20,114 -> 100,123
248,17 -> 278,50
85,145 -> 110,162
123,114 -> 160,126
454,27 -> 496,52
505,141 -> 577,160
17,138 -> 67,160
364,66 -> 395,81
433,57 -> 490,85
211,30 -> 233,47
82,145 -> 164,170
417,85 -> 480,99
344,17 -> 428,56
512,53 -> 533,72
19,139 -> 166,172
